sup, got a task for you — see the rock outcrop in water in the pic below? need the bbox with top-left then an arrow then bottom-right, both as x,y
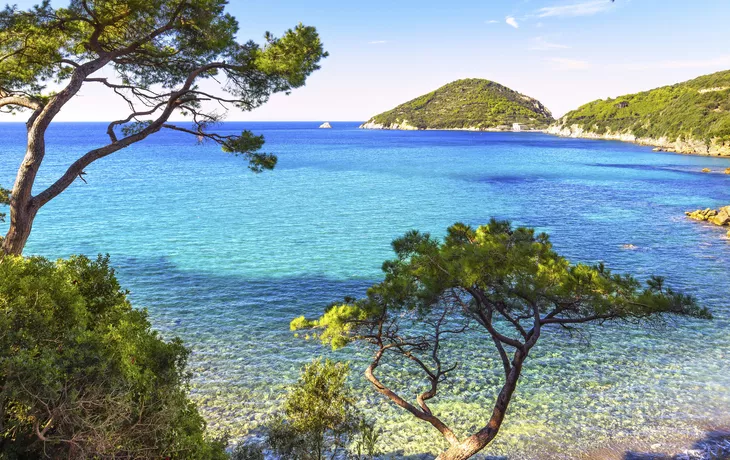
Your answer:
548,70 -> 730,156
685,206 -> 730,227
360,78 -> 553,131
319,122 -> 332,129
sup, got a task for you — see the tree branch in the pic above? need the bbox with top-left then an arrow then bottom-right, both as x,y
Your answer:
0,94 -> 42,111
365,344 -> 460,447
31,61 -> 224,208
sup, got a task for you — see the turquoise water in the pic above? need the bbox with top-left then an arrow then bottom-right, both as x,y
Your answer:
1,122 -> 729,458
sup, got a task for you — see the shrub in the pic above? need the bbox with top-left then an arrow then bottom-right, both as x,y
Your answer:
0,255 -> 226,459
264,358 -> 374,460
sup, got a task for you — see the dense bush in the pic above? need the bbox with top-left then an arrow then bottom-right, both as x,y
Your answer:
0,255 -> 227,459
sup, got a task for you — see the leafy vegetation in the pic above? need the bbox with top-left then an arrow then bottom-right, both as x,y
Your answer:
232,358 -> 378,460
553,70 -> 730,143
0,185 -> 8,227
364,78 -> 553,130
293,220 -> 710,459
0,255 -> 227,459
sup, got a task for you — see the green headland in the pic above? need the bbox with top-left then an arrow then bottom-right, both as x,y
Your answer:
548,70 -> 730,155
360,78 -> 554,131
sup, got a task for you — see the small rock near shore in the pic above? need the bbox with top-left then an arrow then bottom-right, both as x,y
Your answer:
685,206 -> 730,227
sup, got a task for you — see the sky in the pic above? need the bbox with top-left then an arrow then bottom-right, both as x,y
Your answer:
3,0 -> 730,122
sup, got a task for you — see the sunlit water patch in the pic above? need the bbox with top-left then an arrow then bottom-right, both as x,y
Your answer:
1,122 -> 729,458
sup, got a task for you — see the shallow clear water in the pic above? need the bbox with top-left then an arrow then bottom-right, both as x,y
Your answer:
1,122 -> 729,458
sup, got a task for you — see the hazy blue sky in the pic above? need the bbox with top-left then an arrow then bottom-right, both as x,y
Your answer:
4,0 -> 730,121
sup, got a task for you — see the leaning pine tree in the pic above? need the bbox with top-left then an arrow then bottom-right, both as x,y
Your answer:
0,0 -> 327,255
292,220 -> 711,460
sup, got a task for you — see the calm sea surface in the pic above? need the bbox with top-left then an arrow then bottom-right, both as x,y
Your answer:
1,122 -> 729,458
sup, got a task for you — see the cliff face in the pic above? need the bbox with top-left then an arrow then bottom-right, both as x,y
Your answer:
361,78 -> 553,131
548,69 -> 730,156
546,124 -> 730,156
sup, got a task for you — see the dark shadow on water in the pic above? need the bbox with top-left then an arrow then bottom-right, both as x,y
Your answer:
470,175 -> 545,185
584,162 -> 722,177
112,254 -> 376,312
623,430 -> 730,460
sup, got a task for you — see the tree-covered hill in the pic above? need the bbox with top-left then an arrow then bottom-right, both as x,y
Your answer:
549,70 -> 730,155
360,79 -> 554,131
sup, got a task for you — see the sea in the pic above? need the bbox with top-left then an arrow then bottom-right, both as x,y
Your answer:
1,121 -> 729,459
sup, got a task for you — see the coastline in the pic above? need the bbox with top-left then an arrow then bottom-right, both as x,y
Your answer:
359,120 -> 730,157
546,124 -> 730,157
359,120 -> 547,132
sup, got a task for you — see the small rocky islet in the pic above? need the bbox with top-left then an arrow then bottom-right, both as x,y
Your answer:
685,206 -> 730,238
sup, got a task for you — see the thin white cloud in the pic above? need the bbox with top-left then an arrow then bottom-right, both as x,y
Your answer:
485,19 -> 499,24
506,16 -> 519,28
548,57 -> 590,70
529,36 -> 570,51
537,0 -> 615,18
622,55 -> 730,71
368,40 -> 388,45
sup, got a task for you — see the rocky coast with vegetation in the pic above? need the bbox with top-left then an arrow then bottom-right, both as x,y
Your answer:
548,70 -> 730,156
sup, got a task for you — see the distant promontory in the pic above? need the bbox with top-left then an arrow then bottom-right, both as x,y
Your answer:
360,79 -> 554,131
548,70 -> 730,156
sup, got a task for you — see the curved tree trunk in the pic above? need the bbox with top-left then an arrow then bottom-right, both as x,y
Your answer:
435,351 -> 526,460
2,138 -> 44,256
1,57 -> 111,257
2,202 -> 37,256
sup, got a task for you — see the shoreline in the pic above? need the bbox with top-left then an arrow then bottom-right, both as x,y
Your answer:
546,124 -> 730,157
359,121 -> 730,157
359,120 -> 547,133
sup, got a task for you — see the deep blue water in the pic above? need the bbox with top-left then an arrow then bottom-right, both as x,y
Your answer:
1,122 -> 729,459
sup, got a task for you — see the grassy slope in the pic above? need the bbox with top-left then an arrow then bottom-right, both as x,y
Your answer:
554,70 -> 730,143
368,78 -> 554,130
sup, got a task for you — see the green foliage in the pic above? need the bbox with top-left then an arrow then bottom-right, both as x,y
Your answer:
254,23 -> 329,93
297,219 -> 710,350
0,185 -> 8,226
1,1 -> 327,94
0,255 -> 227,459
556,70 -> 730,143
265,359 -> 366,460
291,303 -> 372,349
220,131 -> 277,173
353,420 -> 380,459
0,1 -> 70,96
368,79 -> 554,130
